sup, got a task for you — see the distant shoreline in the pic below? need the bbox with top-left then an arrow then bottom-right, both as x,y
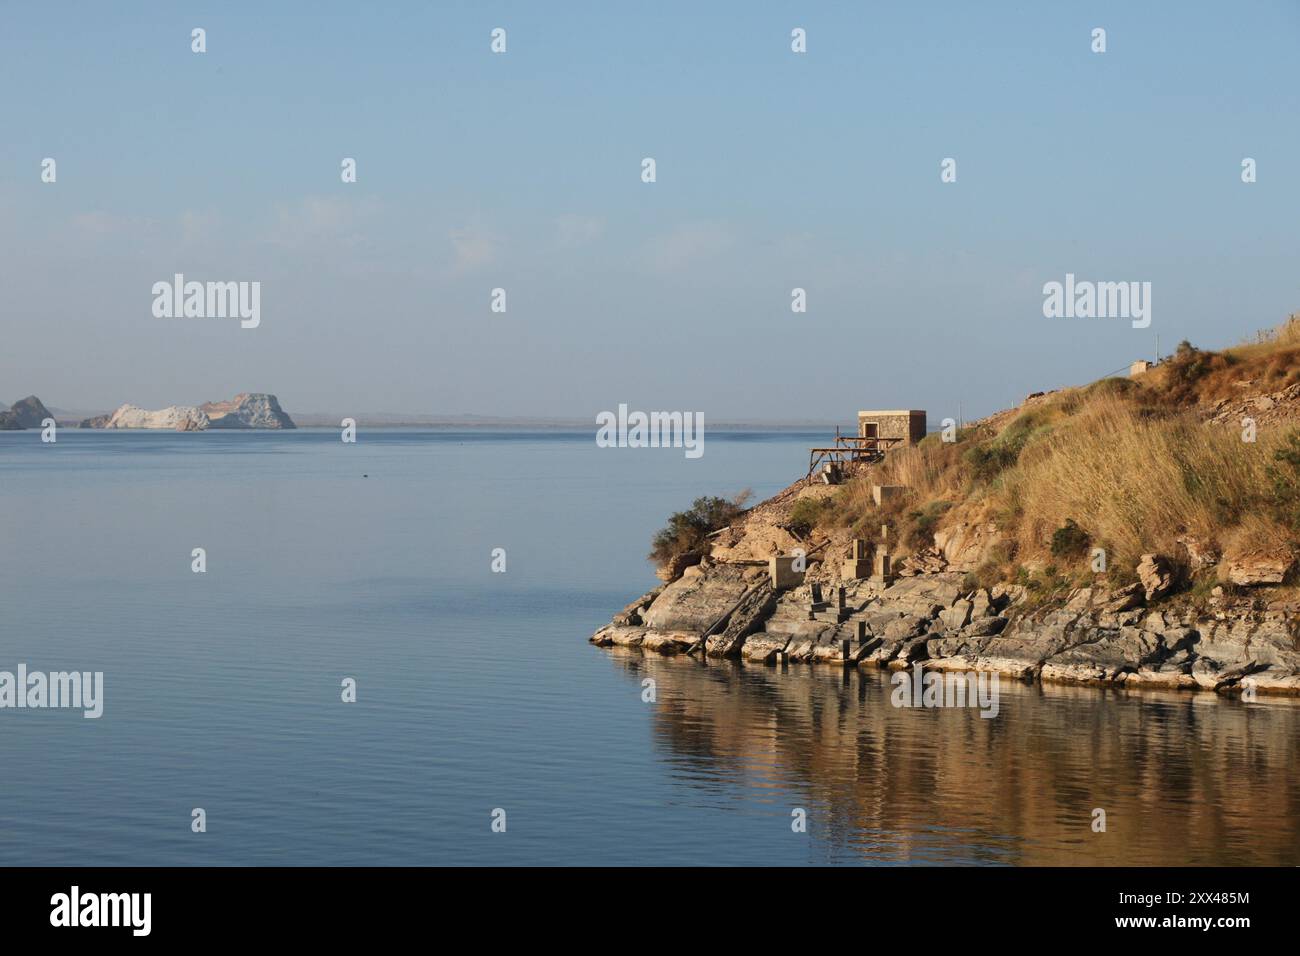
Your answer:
8,421 -> 832,433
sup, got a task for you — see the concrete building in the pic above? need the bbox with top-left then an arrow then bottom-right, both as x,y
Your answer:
857,410 -> 927,446
808,409 -> 928,484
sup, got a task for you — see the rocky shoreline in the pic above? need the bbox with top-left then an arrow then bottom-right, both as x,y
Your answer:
590,558 -> 1300,698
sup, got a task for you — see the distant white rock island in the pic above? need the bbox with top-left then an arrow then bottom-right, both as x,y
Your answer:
80,393 -> 295,431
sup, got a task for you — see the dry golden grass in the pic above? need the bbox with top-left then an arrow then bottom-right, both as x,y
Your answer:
791,317 -> 1300,590
1237,312 -> 1300,351
999,395 -> 1285,570
875,431 -> 970,500
1144,313 -> 1300,405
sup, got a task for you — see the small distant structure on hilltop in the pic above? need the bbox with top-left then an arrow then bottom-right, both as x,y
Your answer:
808,409 -> 926,483
1129,359 -> 1154,377
857,409 -> 927,445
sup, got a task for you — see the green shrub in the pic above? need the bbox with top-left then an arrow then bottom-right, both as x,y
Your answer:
963,442 -> 1021,483
1050,519 -> 1091,558
649,491 -> 751,566
788,497 -> 830,537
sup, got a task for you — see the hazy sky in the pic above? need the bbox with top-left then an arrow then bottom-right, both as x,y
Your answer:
2,2 -> 1298,423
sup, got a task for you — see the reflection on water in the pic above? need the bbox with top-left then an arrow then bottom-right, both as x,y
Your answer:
603,649 -> 1300,865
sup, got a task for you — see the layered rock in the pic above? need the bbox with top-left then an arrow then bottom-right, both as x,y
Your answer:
1137,553 -> 1175,601
200,393 -> 295,429
1223,550 -> 1294,586
934,522 -> 1003,572
592,566 -> 1300,697
80,393 -> 295,430
92,404 -> 210,431
592,561 -> 770,656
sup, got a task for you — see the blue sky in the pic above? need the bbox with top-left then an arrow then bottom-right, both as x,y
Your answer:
2,1 -> 1298,422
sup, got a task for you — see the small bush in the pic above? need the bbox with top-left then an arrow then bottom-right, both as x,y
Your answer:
963,442 -> 1020,483
648,491 -> 751,567
1083,376 -> 1140,401
1050,519 -> 1091,558
787,496 -> 830,537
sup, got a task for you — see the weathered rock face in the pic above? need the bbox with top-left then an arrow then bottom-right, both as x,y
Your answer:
591,562 -> 1300,698
934,522 -> 1002,572
655,551 -> 701,583
201,392 -> 295,429
80,393 -> 296,430
0,411 -> 23,430
6,395 -> 52,428
1224,551 -> 1293,587
643,564 -> 751,634
1176,535 -> 1219,571
705,581 -> 777,657
612,587 -> 663,626
95,403 -> 210,431
591,564 -> 771,657
1137,553 -> 1175,601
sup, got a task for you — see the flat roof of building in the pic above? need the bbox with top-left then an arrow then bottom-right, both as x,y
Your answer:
857,410 -> 926,416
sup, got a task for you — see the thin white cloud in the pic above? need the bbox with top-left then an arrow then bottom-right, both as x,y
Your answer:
260,195 -> 379,250
555,214 -> 605,248
69,211 -> 159,238
447,229 -> 499,275
640,221 -> 733,274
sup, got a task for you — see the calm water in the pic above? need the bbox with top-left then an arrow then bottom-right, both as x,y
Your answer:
0,429 -> 1296,866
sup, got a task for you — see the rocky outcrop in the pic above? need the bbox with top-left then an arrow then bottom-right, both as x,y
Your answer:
592,564 -> 1300,697
934,522 -> 1003,572
654,551 -> 701,583
1136,553 -> 1175,601
200,393 -> 295,429
1205,380 -> 1300,428
6,395 -> 52,428
0,411 -> 22,430
80,393 -> 295,430
592,561 -> 775,657
1223,550 -> 1294,586
705,580 -> 777,657
92,404 -> 210,431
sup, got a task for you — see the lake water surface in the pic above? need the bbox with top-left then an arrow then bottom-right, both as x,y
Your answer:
1,429 -> 1296,865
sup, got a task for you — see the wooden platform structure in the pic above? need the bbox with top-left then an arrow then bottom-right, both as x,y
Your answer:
807,427 -> 902,483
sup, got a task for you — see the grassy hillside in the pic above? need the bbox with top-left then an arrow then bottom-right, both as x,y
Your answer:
800,315 -> 1300,595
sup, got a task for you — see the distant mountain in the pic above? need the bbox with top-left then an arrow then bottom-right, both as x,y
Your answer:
201,393 -> 295,429
7,395 -> 53,428
79,393 -> 296,430
87,404 -> 208,431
